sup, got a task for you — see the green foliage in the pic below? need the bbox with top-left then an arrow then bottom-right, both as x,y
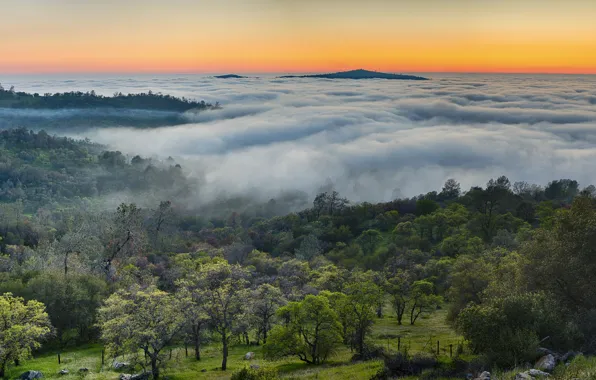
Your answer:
342,279 -> 380,353
177,258 -> 249,370
25,271 -> 107,347
457,292 -> 569,367
231,366 -> 279,380
98,286 -> 184,379
415,199 -> 439,216
408,280 -> 442,325
264,295 -> 342,364
0,293 -> 52,377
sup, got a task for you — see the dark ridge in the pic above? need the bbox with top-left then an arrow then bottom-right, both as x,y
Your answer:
279,69 -> 428,80
215,74 -> 247,79
0,85 -> 218,112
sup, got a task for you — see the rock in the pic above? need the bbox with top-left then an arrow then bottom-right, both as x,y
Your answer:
79,368 -> 89,373
528,369 -> 550,377
244,352 -> 255,360
250,364 -> 260,370
535,354 -> 556,372
560,351 -> 581,363
119,375 -> 132,380
113,361 -> 131,370
58,369 -> 69,375
475,371 -> 491,380
514,373 -> 534,380
130,373 -> 150,380
537,347 -> 555,356
20,371 -> 44,380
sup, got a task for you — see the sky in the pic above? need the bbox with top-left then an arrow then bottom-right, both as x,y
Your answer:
1,0 -> 596,74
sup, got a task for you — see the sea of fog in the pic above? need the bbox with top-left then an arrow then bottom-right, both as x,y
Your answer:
2,72 -> 596,203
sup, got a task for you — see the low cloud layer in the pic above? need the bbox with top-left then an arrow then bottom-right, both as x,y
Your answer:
5,73 -> 596,204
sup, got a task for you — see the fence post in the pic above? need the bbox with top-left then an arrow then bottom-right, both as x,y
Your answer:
436,340 -> 440,356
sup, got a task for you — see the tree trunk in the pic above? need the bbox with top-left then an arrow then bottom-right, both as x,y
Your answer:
221,336 -> 228,370
396,303 -> 405,325
151,356 -> 159,380
263,327 -> 267,344
64,251 -> 69,277
194,334 -> 201,360
358,328 -> 365,354
376,304 -> 383,318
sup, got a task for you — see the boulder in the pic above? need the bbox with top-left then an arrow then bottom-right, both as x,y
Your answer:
113,361 -> 131,370
537,347 -> 555,357
535,354 -> 556,372
244,352 -> 255,360
514,373 -> 534,380
20,371 -> 44,380
560,351 -> 581,363
130,372 -> 150,380
528,369 -> 550,377
58,369 -> 69,375
475,371 -> 491,380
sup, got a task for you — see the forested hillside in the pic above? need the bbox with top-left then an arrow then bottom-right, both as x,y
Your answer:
0,86 -> 220,130
0,85 -> 217,112
1,129 -> 596,379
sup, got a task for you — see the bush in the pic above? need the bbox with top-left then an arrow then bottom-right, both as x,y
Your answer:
351,344 -> 386,361
230,366 -> 278,380
371,352 -> 438,379
456,292 -> 570,367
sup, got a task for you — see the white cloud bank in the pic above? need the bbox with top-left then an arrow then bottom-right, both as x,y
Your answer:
5,73 -> 596,204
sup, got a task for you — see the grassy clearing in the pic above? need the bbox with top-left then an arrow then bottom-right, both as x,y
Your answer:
370,306 -> 464,356
5,306 -> 464,379
8,310 -> 596,380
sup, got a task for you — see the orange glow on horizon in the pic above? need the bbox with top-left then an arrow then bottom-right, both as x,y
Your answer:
1,0 -> 596,75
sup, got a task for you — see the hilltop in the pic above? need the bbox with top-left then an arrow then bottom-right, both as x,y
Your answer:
214,74 -> 247,79
0,85 -> 217,112
279,68 -> 428,80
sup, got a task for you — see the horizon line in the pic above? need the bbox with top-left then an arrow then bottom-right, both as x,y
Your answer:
2,69 -> 596,76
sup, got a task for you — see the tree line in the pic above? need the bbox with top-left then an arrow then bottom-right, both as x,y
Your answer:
2,131 -> 596,378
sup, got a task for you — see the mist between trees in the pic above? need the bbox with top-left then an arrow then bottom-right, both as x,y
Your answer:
2,128 -> 596,379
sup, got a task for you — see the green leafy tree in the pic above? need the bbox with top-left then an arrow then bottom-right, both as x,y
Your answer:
249,284 -> 285,344
98,286 -> 184,380
185,259 -> 249,370
177,288 -> 209,360
343,280 -> 379,354
408,280 -> 442,325
26,271 -> 107,347
386,270 -> 412,325
0,293 -> 52,378
264,295 -> 342,364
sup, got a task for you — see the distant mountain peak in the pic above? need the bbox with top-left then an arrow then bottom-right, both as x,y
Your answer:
279,69 -> 428,80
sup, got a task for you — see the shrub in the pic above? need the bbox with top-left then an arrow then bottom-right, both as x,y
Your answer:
371,351 -> 437,379
230,366 -> 278,380
351,344 -> 386,361
456,292 -> 570,367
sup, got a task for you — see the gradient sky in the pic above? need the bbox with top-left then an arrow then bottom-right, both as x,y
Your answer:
1,0 -> 596,74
